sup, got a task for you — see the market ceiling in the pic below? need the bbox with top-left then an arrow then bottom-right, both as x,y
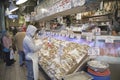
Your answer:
1,0 -> 37,15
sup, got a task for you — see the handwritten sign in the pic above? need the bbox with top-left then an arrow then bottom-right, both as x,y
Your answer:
105,36 -> 114,43
88,47 -> 100,55
86,36 -> 93,42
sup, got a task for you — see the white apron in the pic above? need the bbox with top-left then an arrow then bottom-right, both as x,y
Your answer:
27,53 -> 39,80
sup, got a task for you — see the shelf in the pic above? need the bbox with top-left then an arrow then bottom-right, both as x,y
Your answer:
89,20 -> 111,22
83,13 -> 112,19
95,35 -> 120,41
34,0 -> 101,21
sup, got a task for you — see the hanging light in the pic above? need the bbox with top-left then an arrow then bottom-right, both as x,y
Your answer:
41,8 -> 48,14
5,8 -> 12,16
16,0 -> 28,5
9,0 -> 18,12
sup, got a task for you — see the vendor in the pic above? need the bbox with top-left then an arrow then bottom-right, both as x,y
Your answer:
23,25 -> 41,80
50,22 -> 65,32
112,3 -> 120,36
112,17 -> 120,36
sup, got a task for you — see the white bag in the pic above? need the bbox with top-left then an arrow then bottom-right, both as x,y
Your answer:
10,49 -> 14,60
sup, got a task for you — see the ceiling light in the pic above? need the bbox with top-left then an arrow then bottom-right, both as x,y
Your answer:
9,1 -> 18,12
41,8 -> 48,13
5,8 -> 12,16
16,0 -> 28,5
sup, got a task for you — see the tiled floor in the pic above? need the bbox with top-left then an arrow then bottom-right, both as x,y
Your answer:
109,64 -> 120,80
0,53 -> 46,80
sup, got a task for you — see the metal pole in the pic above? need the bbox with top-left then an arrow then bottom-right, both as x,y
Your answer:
1,3 -> 6,31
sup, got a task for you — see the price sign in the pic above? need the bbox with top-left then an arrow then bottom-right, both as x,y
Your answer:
70,34 -> 75,38
59,33 -> 62,36
88,47 -> 100,55
52,33 -> 54,35
76,35 -> 81,39
72,0 -> 85,7
56,33 -> 58,35
105,37 -> 114,43
62,34 -> 65,37
86,36 -> 92,42
66,34 -> 68,37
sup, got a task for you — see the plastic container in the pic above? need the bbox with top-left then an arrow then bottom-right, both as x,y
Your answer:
88,68 -> 110,80
87,60 -> 109,72
88,72 -> 110,80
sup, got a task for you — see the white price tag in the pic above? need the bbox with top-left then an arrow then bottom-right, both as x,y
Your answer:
66,34 -> 69,37
76,35 -> 81,39
86,36 -> 92,42
62,34 -> 65,37
58,33 -> 60,36
105,37 -> 114,43
53,33 -> 55,35
88,47 -> 100,55
72,0 -> 85,7
55,33 -> 57,35
70,34 -> 74,38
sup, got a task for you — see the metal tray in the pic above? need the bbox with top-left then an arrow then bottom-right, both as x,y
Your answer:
87,60 -> 109,72
62,71 -> 93,80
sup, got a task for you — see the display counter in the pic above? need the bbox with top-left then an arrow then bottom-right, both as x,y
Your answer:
37,37 -> 89,80
36,32 -> 120,80
44,32 -> 120,57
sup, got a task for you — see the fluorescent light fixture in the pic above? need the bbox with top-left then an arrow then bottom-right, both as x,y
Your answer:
41,8 -> 48,13
8,14 -> 18,19
5,8 -> 12,16
16,0 -> 28,5
9,1 -> 18,12
76,13 -> 82,20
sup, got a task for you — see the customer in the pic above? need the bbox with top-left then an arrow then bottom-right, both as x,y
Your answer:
112,4 -> 120,36
112,17 -> 120,35
23,25 -> 41,80
50,22 -> 65,32
2,31 -> 15,66
15,28 -> 26,66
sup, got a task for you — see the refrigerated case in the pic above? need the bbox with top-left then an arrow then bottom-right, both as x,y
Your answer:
36,31 -> 120,80
37,36 -> 89,80
32,0 -> 120,79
